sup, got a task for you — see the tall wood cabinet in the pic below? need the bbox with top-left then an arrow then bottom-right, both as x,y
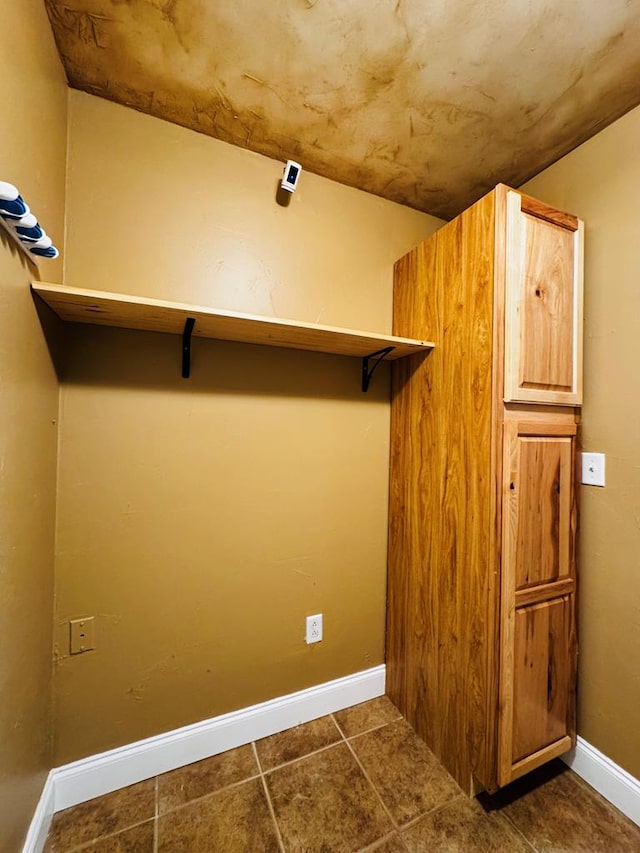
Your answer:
386,184 -> 583,794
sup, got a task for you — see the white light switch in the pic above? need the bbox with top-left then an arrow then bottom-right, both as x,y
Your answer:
582,452 -> 606,487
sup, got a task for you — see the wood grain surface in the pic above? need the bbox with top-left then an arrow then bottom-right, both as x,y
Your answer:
504,192 -> 583,405
513,434 -> 573,589
518,191 -> 580,231
498,413 -> 578,786
519,215 -> 574,389
512,596 -> 574,762
387,184 -> 580,795
31,282 -> 433,360
387,189 -> 499,793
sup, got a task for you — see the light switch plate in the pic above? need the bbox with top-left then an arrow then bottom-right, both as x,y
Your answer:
70,616 -> 95,654
582,452 -> 606,487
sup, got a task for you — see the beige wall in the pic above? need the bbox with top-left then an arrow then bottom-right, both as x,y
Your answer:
54,92 -> 442,763
0,3 -> 67,849
523,105 -> 640,779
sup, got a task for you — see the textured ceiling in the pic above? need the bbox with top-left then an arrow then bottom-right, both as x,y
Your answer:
45,0 -> 640,219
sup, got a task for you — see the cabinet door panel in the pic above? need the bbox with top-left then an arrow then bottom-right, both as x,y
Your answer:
514,436 -> 573,589
512,596 -> 574,762
504,191 -> 583,405
520,215 -> 574,390
499,415 -> 578,786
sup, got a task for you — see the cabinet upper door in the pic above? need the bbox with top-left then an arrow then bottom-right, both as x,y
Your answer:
504,190 -> 584,405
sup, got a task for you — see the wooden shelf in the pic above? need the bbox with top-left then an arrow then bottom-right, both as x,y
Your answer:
32,282 -> 434,361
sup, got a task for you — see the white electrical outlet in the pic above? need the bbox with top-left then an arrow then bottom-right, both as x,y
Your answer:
582,452 -> 606,487
305,613 -> 323,644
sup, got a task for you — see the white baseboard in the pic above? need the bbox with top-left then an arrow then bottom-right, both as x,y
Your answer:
563,736 -> 640,827
27,670 -> 638,849
22,772 -> 55,853
50,665 -> 385,817
23,665 -> 384,850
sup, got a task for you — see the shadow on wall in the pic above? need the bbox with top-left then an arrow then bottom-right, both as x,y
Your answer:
0,230 -> 67,381
52,323 -> 394,403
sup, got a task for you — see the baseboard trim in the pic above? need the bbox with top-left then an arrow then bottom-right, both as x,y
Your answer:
24,684 -> 640,850
50,665 -> 385,816
563,736 -> 640,827
22,772 -> 55,853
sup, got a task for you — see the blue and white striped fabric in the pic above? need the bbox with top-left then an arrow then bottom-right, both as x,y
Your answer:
0,180 -> 59,259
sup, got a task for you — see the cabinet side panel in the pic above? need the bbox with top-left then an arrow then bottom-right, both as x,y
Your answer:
388,192 -> 497,791
453,196 -> 499,791
387,241 -> 443,738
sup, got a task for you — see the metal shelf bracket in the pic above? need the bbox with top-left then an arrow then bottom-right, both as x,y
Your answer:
362,346 -> 395,392
182,317 -> 196,378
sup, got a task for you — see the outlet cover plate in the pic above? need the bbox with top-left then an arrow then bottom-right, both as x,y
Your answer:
305,613 -> 323,644
582,452 -> 606,487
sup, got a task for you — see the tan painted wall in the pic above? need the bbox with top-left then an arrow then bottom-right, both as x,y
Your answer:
523,105 -> 640,779
0,3 -> 67,849
54,92 -> 442,763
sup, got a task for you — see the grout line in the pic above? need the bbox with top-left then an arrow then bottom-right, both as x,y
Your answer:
398,793 -> 466,832
260,738 -> 344,776
155,771 -> 263,819
254,742 -> 285,853
335,709 -> 420,844
356,831 -> 409,853
349,709 -> 469,837
330,712 -> 347,739
332,712 -> 403,742
499,810 -> 539,852
60,816 -> 156,853
397,833 -> 411,852
252,740 -> 265,776
347,719 -> 402,739
343,733 -> 400,834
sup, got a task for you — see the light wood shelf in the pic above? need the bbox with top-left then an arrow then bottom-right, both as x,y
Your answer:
32,282 -> 434,362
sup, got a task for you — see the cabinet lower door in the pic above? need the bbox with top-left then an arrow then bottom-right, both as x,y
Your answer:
498,415 -> 578,786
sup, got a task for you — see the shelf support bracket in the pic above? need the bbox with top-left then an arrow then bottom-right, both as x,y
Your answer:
182,317 -> 196,379
362,346 -> 394,392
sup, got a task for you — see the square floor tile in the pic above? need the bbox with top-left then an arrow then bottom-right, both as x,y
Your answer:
334,697 -> 402,738
349,719 -> 460,826
491,760 -> 640,853
157,744 -> 258,814
266,741 -> 393,851
256,715 -> 341,770
402,796 -> 532,852
157,777 -> 280,852
44,780 -> 155,851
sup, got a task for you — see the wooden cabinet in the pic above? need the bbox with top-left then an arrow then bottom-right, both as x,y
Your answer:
386,184 -> 582,795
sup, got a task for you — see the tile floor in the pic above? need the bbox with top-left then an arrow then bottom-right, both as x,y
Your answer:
44,697 -> 640,852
